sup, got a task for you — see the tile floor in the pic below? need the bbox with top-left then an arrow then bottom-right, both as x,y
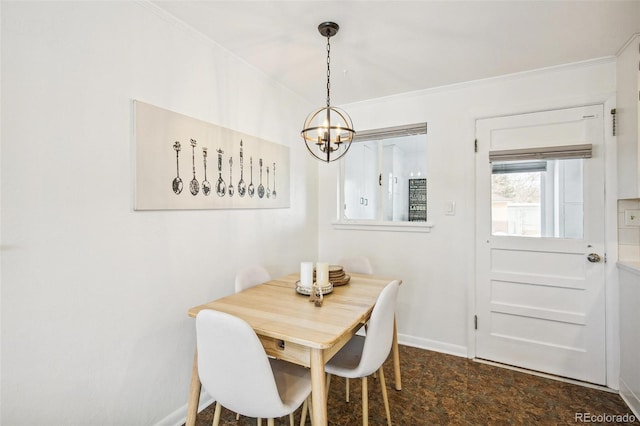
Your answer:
190,345 -> 638,425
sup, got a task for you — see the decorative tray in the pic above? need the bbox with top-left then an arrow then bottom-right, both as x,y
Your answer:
295,281 -> 334,296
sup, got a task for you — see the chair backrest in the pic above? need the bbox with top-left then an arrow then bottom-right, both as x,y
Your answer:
358,280 -> 400,376
196,309 -> 288,418
234,265 -> 271,293
338,256 -> 374,275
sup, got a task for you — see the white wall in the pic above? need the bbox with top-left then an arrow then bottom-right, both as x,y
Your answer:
1,2 -> 627,423
1,2 -> 316,425
618,266 -> 640,417
618,199 -> 640,261
317,59 -> 620,384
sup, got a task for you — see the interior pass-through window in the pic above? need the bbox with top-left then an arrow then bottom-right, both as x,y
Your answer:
339,123 -> 428,230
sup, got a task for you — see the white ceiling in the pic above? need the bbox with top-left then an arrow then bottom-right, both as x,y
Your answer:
152,1 -> 640,106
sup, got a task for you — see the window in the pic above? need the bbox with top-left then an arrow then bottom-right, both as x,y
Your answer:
336,123 -> 429,232
491,158 -> 584,238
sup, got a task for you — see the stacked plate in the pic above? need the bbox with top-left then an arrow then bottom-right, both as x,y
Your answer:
327,265 -> 351,286
310,265 -> 351,285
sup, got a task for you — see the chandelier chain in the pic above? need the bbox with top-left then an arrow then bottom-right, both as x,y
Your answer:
326,35 -> 331,108
301,22 -> 354,163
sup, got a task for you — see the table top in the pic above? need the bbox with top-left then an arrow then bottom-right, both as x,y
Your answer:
188,272 -> 401,350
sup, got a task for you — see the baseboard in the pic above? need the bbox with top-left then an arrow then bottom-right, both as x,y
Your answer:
153,391 -> 215,426
620,378 -> 640,419
475,358 -> 618,394
397,333 -> 468,358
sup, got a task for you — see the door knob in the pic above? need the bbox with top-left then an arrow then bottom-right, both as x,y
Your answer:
587,253 -> 601,263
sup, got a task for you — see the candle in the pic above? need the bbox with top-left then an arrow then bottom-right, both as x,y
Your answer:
316,262 -> 329,286
300,262 -> 313,288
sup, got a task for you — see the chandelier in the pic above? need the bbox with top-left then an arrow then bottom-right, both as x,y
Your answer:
301,22 -> 355,163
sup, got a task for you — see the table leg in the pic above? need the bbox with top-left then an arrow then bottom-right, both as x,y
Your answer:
392,316 -> 402,391
310,348 -> 327,426
186,348 -> 201,426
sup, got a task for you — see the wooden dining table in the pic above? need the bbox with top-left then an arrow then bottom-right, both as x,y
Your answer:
185,272 -> 403,426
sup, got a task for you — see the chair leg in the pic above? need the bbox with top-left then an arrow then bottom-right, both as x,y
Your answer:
300,396 -> 309,426
346,377 -> 350,402
267,419 -> 275,426
361,376 -> 368,426
378,367 -> 392,426
392,316 -> 401,390
257,418 -> 262,426
325,373 -> 332,400
290,412 -> 295,426
212,402 -> 222,426
365,324 -> 376,381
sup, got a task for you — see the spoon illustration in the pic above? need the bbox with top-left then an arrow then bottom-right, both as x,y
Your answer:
228,157 -> 234,197
237,140 -> 246,197
271,163 -> 277,199
189,139 -> 199,196
248,157 -> 255,197
172,141 -> 183,195
201,147 -> 211,196
266,165 -> 271,199
216,148 -> 226,197
258,158 -> 265,199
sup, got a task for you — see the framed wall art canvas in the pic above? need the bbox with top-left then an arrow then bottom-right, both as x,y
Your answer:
134,100 -> 290,210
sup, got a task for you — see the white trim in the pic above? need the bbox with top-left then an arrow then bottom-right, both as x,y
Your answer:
620,378 -> 640,418
616,33 -> 640,57
344,57 -> 616,110
153,391 -> 215,426
135,1 -> 308,106
398,333 -> 467,358
332,221 -> 433,233
474,359 -> 618,394
617,261 -> 640,276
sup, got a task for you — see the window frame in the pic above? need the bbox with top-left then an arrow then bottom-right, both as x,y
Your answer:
333,123 -> 433,233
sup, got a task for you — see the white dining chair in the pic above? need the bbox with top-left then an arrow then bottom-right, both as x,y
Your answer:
338,256 -> 374,275
338,257 -> 403,398
235,265 -> 271,293
337,256 -> 375,402
196,309 -> 312,426
233,265 -> 273,422
325,280 -> 400,426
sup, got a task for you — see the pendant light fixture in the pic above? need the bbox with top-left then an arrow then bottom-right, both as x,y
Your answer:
301,22 -> 355,163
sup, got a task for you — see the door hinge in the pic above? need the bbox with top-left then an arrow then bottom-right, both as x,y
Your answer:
604,253 -> 607,263
474,315 -> 478,330
474,139 -> 478,153
378,173 -> 382,186
611,108 -> 617,136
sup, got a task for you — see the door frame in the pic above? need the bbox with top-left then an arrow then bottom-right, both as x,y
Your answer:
467,96 -> 620,390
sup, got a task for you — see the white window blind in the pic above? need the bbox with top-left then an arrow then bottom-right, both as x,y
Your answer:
489,144 -> 592,162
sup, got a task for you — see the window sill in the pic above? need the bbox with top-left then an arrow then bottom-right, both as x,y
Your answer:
332,220 -> 433,233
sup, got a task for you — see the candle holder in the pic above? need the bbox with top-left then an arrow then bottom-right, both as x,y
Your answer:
308,282 -> 324,307
295,281 -> 334,297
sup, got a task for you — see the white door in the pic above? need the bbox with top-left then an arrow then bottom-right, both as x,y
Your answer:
475,105 -> 606,385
